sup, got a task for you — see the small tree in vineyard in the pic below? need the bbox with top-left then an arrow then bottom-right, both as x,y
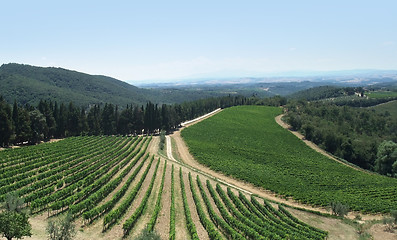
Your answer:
159,130 -> 166,150
330,201 -> 349,217
46,213 -> 76,240
0,193 -> 32,240
135,228 -> 161,240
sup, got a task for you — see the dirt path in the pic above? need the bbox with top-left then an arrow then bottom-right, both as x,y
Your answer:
368,224 -> 397,240
128,160 -> 166,239
181,108 -> 222,127
154,159 -> 172,240
166,136 -> 177,161
173,165 -> 191,240
275,114 -> 370,174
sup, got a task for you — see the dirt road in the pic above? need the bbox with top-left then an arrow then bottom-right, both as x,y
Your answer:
166,136 -> 177,161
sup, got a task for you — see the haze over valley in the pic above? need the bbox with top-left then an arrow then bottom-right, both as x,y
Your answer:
1,1 -> 397,240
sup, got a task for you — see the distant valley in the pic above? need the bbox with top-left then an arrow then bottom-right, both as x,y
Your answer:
2,63 -> 397,107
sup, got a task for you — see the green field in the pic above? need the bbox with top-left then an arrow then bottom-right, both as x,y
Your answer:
182,106 -> 397,213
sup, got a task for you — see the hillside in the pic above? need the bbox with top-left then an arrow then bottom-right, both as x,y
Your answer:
182,106 -> 397,213
0,63 -> 154,106
372,100 -> 397,118
0,63 -> 229,107
0,136 -> 329,239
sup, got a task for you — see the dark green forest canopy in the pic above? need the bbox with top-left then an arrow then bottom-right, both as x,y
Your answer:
285,101 -> 397,172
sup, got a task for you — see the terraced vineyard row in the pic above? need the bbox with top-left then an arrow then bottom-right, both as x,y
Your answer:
185,171 -> 327,240
182,105 -> 397,213
0,134 -> 327,239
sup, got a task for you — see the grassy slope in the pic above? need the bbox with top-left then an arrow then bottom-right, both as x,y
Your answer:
182,105 -> 397,213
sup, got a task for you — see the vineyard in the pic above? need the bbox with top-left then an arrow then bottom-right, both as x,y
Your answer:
182,105 -> 397,213
0,130 -> 330,239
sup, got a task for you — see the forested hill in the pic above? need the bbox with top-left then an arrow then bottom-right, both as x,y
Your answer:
0,63 -> 227,107
0,63 -> 154,106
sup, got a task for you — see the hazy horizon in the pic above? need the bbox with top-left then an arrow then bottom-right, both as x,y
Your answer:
2,1 -> 397,83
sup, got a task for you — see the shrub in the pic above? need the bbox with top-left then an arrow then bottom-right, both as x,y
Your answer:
159,130 -> 166,150
46,213 -> 76,240
330,202 -> 349,217
383,217 -> 394,232
135,228 -> 161,240
390,209 -> 397,224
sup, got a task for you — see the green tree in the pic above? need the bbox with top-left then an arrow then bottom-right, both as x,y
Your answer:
102,103 -> 116,135
12,100 -> 19,138
118,105 -> 134,135
324,131 -> 340,153
132,106 -> 144,134
66,102 -> 79,136
161,104 -> 170,132
330,201 -> 349,217
159,130 -> 166,150
135,228 -> 160,240
46,213 -> 76,240
0,193 -> 31,240
3,193 -> 24,213
38,100 -> 57,139
56,103 -> 67,137
29,109 -> 48,144
390,210 -> 397,224
0,212 -> 31,240
87,105 -> 102,135
302,124 -> 314,141
375,141 -> 397,175
78,107 -> 88,135
15,108 -> 32,144
287,114 -> 301,131
0,96 -> 13,147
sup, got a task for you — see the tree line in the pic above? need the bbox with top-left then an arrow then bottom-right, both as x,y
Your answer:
0,95 -> 286,147
285,100 -> 397,176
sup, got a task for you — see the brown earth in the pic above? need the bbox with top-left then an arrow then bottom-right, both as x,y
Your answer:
369,224 -> 397,240
181,170 -> 209,240
154,159 -> 172,239
172,164 -> 191,240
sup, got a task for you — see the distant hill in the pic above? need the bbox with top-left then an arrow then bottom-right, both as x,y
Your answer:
0,63 -> 228,107
288,86 -> 349,100
0,63 -> 154,106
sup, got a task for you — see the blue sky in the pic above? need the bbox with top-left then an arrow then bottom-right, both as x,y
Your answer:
1,1 -> 396,83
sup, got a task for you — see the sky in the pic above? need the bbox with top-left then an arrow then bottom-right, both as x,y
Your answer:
1,0 -> 397,84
